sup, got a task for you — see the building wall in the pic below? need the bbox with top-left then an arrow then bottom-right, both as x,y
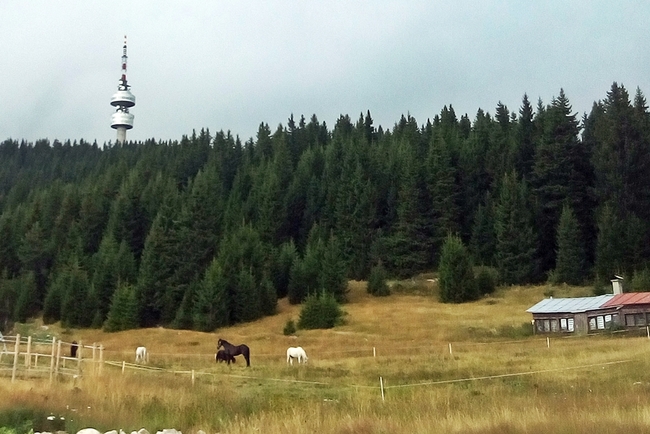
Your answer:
532,308 -> 619,335
618,305 -> 650,328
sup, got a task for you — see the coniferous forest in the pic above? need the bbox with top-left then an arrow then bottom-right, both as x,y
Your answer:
1,82 -> 649,332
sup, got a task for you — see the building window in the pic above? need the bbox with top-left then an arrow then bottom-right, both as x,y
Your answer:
568,318 -> 574,332
551,319 -> 559,332
543,320 -> 550,332
589,317 -> 597,331
597,316 -> 605,330
560,318 -> 568,331
626,314 -> 635,327
536,320 -> 544,333
604,314 -> 612,328
635,313 -> 646,326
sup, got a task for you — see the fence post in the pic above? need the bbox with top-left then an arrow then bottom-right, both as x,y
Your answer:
192,370 -> 195,386
91,344 -> 97,376
379,376 -> 385,402
77,340 -> 83,377
25,336 -> 32,368
49,338 -> 56,383
449,343 -> 453,356
11,334 -> 20,383
373,347 -> 376,358
122,361 -> 125,374
99,345 -> 104,377
546,337 -> 550,349
54,339 -> 62,379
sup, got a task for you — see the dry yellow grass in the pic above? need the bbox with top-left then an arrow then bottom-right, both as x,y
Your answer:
3,280 -> 650,433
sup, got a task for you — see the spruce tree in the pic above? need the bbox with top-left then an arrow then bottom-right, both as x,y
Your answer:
13,272 -> 38,323
193,259 -> 229,332
495,171 -> 537,284
297,291 -> 344,329
60,259 -> 91,328
270,240 -> 298,299
319,233 -> 349,302
531,89 -> 594,274
367,261 -> 390,296
469,193 -> 496,266
438,234 -> 478,303
104,282 -> 139,332
234,268 -> 261,323
552,204 -> 587,285
594,204 -> 625,282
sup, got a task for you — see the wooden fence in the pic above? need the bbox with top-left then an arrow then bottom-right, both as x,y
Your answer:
0,334 -> 104,383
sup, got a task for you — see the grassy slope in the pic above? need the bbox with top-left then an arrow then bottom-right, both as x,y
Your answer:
3,280 -> 650,434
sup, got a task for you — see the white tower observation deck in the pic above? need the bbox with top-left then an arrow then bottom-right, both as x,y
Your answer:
110,36 -> 135,143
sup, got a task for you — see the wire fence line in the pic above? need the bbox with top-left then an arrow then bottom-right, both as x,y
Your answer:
2,332 -> 647,400
100,350 -> 639,396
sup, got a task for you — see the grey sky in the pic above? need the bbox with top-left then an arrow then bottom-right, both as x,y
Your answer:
2,1 -> 649,145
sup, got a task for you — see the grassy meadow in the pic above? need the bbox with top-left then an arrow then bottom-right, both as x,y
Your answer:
3,279 -> 650,433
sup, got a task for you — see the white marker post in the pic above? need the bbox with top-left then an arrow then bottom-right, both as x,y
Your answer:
379,377 -> 385,402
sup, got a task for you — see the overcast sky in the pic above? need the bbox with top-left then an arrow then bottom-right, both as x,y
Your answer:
2,1 -> 649,145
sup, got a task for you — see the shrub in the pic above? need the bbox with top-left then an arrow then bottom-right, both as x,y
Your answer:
475,266 -> 498,295
283,319 -> 297,336
592,281 -> 608,296
367,262 -> 390,296
298,292 -> 344,329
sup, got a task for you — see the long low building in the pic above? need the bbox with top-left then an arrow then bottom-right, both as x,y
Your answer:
526,294 -> 616,334
527,291 -> 650,334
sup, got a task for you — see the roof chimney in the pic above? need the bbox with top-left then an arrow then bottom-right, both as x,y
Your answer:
611,276 -> 624,295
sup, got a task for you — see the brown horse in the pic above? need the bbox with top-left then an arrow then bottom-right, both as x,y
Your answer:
217,338 -> 250,367
215,349 -> 236,364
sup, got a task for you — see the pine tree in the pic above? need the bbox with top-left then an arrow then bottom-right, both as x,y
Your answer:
386,138 -> 428,277
297,291 -> 344,329
234,268 -> 261,323
469,193 -> 496,266
90,233 -> 119,323
514,94 -> 536,180
60,258 -> 92,328
319,232 -> 349,302
13,272 -> 38,323
532,89 -> 595,274
367,261 -> 390,296
438,234 -> 478,303
269,240 -> 298,299
287,256 -> 308,305
495,171 -> 537,284
594,204 -> 625,282
552,204 -> 587,285
104,282 -> 139,332
193,259 -> 229,332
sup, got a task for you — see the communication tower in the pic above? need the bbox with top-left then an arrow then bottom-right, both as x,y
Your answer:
110,36 -> 135,143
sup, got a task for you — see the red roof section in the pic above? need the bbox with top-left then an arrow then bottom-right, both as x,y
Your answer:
601,292 -> 650,307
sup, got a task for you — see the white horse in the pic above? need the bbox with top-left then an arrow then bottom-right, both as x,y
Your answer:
135,346 -> 148,364
286,346 -> 308,365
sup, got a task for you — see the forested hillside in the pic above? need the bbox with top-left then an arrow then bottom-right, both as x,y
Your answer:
1,82 -> 649,332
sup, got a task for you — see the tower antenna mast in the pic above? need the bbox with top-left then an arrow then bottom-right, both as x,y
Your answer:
110,35 -> 135,143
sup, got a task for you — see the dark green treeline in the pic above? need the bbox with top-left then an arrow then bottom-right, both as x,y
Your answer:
1,82 -> 649,330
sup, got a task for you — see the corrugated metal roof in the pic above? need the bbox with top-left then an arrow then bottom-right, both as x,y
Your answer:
526,294 -> 614,314
601,292 -> 650,307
